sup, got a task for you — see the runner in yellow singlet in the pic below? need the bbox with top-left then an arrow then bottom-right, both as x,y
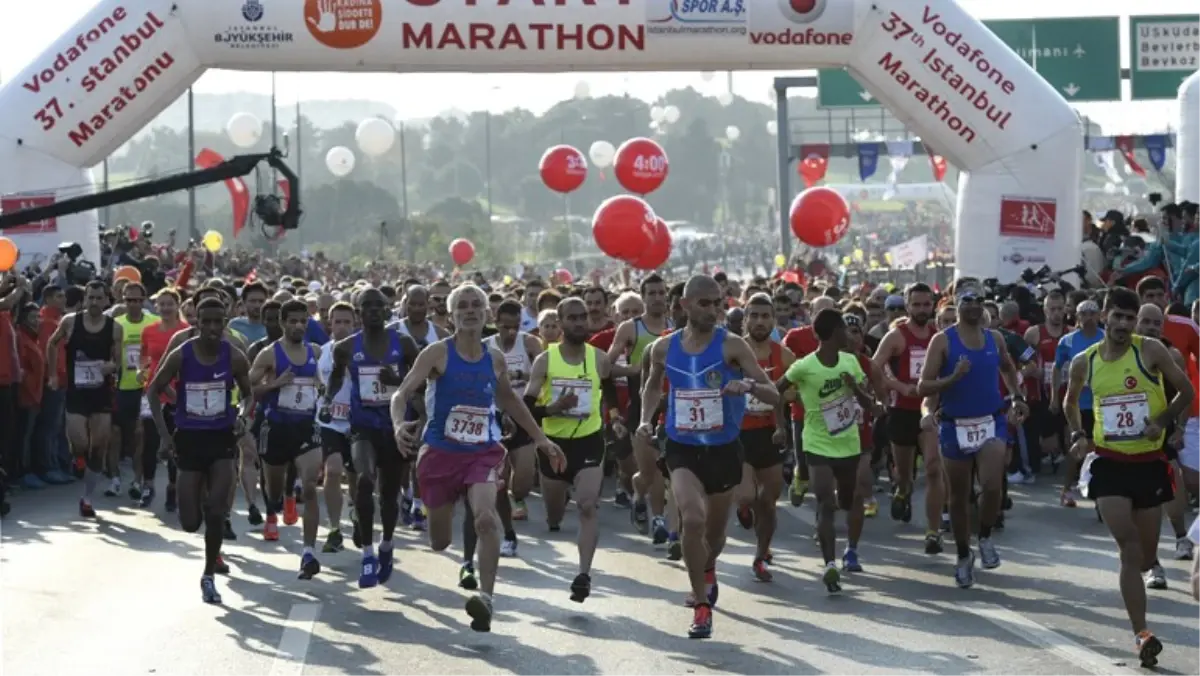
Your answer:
1064,288 -> 1194,668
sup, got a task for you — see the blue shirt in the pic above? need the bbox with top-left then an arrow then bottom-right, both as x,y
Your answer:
264,342 -> 319,424
229,317 -> 268,344
664,328 -> 746,447
423,338 -> 501,452
348,330 -> 407,430
939,327 -> 1005,419
1055,328 -> 1104,410
305,317 -> 329,345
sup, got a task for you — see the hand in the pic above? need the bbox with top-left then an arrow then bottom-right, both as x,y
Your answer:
307,0 -> 337,32
158,435 -> 176,461
47,374 -> 59,391
900,383 -> 920,398
100,361 -> 118,375
551,389 -> 579,414
952,356 -> 971,379
1048,398 -> 1061,415
1168,425 -> 1185,450
537,437 -> 567,473
920,412 -> 938,431
1069,436 -> 1094,460
771,426 -> 787,446
840,372 -> 857,390
274,368 -> 296,388
722,379 -> 754,396
1008,400 -> 1030,425
635,422 -> 655,442
611,419 -> 628,439
317,403 -> 333,425
233,416 -> 247,437
1143,418 -> 1164,440
395,420 -> 421,451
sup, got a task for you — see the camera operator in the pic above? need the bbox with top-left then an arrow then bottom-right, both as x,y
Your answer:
108,223 -> 167,295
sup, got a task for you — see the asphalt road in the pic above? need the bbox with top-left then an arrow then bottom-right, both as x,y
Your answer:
2,472 -> 1197,676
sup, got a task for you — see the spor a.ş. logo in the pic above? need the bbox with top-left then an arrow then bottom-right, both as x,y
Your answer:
779,0 -> 827,24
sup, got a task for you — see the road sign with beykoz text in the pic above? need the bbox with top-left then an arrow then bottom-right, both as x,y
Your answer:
817,16 -> 1121,108
1129,15 -> 1200,100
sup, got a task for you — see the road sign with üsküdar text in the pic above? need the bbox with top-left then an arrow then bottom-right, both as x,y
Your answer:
817,16 -> 1122,108
1129,14 -> 1200,100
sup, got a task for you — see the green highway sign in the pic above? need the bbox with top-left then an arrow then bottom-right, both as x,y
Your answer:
817,17 -> 1122,108
985,17 -> 1122,102
816,69 -> 880,108
1129,15 -> 1200,100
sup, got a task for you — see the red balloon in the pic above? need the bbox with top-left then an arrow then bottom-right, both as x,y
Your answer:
592,195 -> 657,262
539,145 -> 588,194
789,187 -> 851,247
632,218 -> 672,270
554,267 -> 574,284
613,137 -> 669,195
448,238 -> 475,266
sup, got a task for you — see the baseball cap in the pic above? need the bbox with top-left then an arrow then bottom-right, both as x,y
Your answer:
1101,209 -> 1125,225
884,295 -> 905,310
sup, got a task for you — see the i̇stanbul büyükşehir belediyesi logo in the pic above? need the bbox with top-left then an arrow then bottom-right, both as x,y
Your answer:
214,0 -> 294,49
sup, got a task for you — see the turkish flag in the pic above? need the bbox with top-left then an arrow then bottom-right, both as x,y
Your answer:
927,146 -> 948,182
797,143 -> 831,188
195,149 -> 250,237
1115,135 -> 1146,177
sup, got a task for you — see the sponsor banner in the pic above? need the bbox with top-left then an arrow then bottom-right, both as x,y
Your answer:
214,0 -> 296,50
1,193 -> 58,235
887,234 -> 928,269
305,0 -> 382,49
645,0 -> 746,38
747,0 -> 855,47
999,195 -> 1056,239
996,237 -> 1050,281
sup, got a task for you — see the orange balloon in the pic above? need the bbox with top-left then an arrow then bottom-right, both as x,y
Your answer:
113,265 -> 142,283
0,237 -> 16,272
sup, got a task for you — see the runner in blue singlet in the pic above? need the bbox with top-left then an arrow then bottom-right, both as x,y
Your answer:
918,279 -> 1029,589
637,275 -> 779,641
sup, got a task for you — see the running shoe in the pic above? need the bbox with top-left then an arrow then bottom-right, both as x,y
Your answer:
79,498 -> 96,518
979,537 -> 1001,569
651,516 -> 669,544
282,497 -> 299,526
841,549 -> 862,573
358,555 -> 379,588
465,592 -> 493,632
512,499 -> 528,521
631,500 -> 649,535
752,557 -> 772,581
688,603 -> 713,639
298,552 -> 321,580
400,497 -> 414,528
891,490 -> 912,523
735,504 -> 755,530
1175,537 -> 1195,561
940,510 -> 951,533
666,536 -> 682,561
139,486 -> 154,509
614,490 -> 631,508
924,532 -> 944,555
323,529 -> 345,554
104,477 -> 121,498
1059,489 -> 1078,508
789,476 -> 808,507
955,551 -> 976,589
1135,630 -> 1162,668
127,481 -> 142,501
822,562 -> 842,593
864,497 -> 878,518
247,504 -> 264,526
1143,564 -> 1167,590
223,518 -> 237,541
263,514 -> 280,541
570,573 -> 591,603
410,505 -> 427,532
500,537 -> 519,558
459,561 -> 478,590
377,546 -> 394,584
200,575 -> 222,604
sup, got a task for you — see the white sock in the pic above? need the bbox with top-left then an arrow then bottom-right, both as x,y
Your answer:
363,545 -> 374,557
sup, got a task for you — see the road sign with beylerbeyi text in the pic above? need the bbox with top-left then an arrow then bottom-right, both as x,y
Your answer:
816,17 -> 1121,108
1129,14 -> 1200,100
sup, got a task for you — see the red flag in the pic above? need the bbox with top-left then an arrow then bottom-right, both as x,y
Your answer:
927,146 -> 948,182
797,143 -> 831,188
277,179 -> 291,210
1115,135 -> 1146,177
195,149 -> 251,237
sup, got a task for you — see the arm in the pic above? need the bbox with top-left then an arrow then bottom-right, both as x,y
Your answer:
915,334 -> 961,396
993,330 -> 1024,398
1023,326 -> 1043,382
1144,338 -> 1195,431
595,349 -> 623,427
231,347 -> 255,419
108,322 -> 124,374
606,321 -> 638,378
524,334 -> 544,364
147,345 -> 185,445
639,338 -> 668,427
492,348 -> 551,443
46,314 -> 73,388
521,351 -> 550,419
391,342 -> 444,427
871,329 -> 912,395
1063,354 -> 1090,441
1051,337 -> 1070,411
775,347 -> 796,434
248,344 -> 284,399
727,335 -> 780,406
323,339 -> 351,407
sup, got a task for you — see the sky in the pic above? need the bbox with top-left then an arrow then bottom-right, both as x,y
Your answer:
0,0 -> 1195,133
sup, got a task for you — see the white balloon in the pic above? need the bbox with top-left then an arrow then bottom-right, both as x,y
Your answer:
650,105 -> 665,122
588,140 -> 616,169
725,125 -> 741,141
226,112 -> 262,149
325,146 -> 356,178
574,81 -> 591,100
716,91 -> 734,107
663,105 -> 681,124
766,120 -> 778,136
355,118 -> 395,157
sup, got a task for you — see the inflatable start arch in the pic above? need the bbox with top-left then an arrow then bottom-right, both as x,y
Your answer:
0,0 -> 1083,280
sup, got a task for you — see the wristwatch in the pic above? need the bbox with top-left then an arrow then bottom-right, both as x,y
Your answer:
1069,430 -> 1087,444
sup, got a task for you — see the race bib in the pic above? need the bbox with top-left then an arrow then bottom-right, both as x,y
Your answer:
820,394 -> 857,436
674,388 -> 723,432
124,345 -> 141,371
745,392 -> 775,414
357,366 -> 394,405
74,359 -> 104,388
505,355 -> 527,387
329,401 -> 350,421
954,415 -> 995,453
279,376 -> 318,412
549,378 -> 592,419
184,382 -> 226,419
1042,362 -> 1055,385
445,404 -> 490,444
1099,393 -> 1150,441
139,396 -> 153,419
908,347 -> 927,381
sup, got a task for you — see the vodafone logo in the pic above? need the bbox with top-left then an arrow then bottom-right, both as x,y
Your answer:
778,0 -> 826,24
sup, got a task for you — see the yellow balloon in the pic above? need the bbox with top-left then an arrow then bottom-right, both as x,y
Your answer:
852,248 -> 864,261
841,256 -> 851,266
883,252 -> 892,263
502,275 -> 513,285
202,230 -> 223,253
773,254 -> 786,268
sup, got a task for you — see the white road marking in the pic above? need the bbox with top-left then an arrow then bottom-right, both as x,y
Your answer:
961,603 -> 1138,676
269,602 -> 321,676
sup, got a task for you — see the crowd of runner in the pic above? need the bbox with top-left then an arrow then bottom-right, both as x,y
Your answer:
1,223 -> 1198,669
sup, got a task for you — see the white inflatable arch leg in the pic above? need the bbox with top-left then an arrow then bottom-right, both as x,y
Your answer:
1177,70 -> 1200,204
0,0 -> 1082,280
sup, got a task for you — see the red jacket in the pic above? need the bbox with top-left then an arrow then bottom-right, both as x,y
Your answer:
16,326 -> 44,408
39,306 -> 67,385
